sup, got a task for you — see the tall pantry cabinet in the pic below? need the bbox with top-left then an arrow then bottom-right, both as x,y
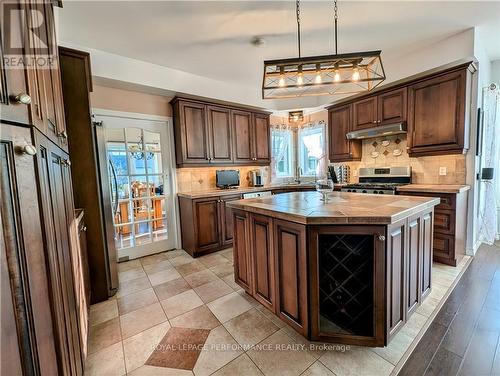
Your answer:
1,1 -> 86,375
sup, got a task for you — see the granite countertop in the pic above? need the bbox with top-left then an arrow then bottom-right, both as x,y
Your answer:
396,184 -> 470,194
177,183 -> 345,199
227,191 -> 440,225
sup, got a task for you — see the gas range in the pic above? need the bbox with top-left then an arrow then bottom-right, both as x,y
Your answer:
341,167 -> 411,195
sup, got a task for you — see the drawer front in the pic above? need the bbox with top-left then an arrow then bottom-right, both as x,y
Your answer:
433,233 -> 455,259
434,209 -> 456,235
397,191 -> 455,210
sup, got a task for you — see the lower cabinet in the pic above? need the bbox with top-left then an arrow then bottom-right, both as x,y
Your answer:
233,210 -> 252,292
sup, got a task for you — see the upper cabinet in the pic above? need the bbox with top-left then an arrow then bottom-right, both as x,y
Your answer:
172,97 -> 270,167
407,68 -> 470,156
327,62 -> 475,159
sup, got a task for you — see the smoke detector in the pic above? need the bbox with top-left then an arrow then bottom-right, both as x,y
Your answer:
251,36 -> 266,47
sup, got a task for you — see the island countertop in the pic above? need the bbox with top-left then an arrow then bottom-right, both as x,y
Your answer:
227,191 -> 440,225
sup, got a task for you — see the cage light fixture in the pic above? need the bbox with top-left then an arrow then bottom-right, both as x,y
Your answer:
262,0 -> 386,99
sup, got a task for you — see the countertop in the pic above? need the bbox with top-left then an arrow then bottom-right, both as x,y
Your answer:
177,183 -> 344,199
396,184 -> 470,194
227,191 -> 440,225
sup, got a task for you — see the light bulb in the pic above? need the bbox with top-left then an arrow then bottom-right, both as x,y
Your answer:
315,73 -> 322,84
279,75 -> 285,87
352,67 -> 360,81
297,73 -> 304,86
334,70 -> 341,82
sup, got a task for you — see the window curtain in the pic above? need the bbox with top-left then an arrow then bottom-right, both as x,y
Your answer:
298,121 -> 327,177
271,121 -> 292,180
478,84 -> 500,244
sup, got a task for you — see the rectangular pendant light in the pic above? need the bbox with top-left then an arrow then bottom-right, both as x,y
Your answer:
262,50 -> 386,99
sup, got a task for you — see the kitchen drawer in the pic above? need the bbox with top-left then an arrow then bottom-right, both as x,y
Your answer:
434,209 -> 456,235
398,191 -> 455,210
433,233 -> 455,260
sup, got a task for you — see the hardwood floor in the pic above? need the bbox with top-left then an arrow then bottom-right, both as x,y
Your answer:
399,242 -> 500,376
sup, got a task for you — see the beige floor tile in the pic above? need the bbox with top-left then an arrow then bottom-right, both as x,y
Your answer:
319,346 -> 394,376
415,296 -> 440,317
212,354 -> 263,376
279,326 -> 323,359
170,305 -> 221,330
118,288 -> 158,315
90,299 -> 119,326
371,329 -> 414,365
222,274 -> 243,291
118,259 -> 142,273
120,302 -> 167,339
236,290 -> 260,307
431,270 -> 456,287
143,260 -> 174,275
127,365 -> 193,376
209,263 -> 234,278
219,248 -> 234,260
427,282 -> 449,301
164,249 -> 190,260
247,330 -> 316,376
169,254 -> 194,267
176,260 -> 207,276
195,279 -> 234,303
85,341 -> 126,376
154,277 -> 191,301
160,289 -> 204,319
116,276 -> 151,299
207,291 -> 254,323
193,325 -> 243,376
87,317 -> 122,355
185,269 -> 220,288
140,252 -> 170,267
122,321 -> 171,373
147,268 -> 181,286
255,304 -> 286,328
400,312 -> 428,338
119,267 -> 147,283
223,308 -> 279,347
302,361 -> 335,376
198,253 -> 230,268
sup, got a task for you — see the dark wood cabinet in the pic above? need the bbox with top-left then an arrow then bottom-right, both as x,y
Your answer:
250,214 -> 275,311
407,68 -> 471,156
220,194 -> 241,247
172,97 -> 270,167
194,197 -> 221,252
233,210 -> 252,293
421,211 -> 433,298
406,214 -> 421,316
328,104 -> 361,162
378,87 -> 407,125
353,96 -> 378,130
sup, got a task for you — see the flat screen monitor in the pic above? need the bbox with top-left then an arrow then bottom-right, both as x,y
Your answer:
216,170 -> 240,189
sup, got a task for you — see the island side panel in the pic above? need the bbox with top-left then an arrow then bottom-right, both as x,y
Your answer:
232,209 -> 253,293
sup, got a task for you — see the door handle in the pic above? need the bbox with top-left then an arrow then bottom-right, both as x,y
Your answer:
21,144 -> 37,156
11,93 -> 31,105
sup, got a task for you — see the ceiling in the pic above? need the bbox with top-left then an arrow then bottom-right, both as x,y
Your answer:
58,1 -> 500,108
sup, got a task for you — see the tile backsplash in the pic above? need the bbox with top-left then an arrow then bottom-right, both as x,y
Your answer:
176,166 -> 271,192
332,135 -> 466,184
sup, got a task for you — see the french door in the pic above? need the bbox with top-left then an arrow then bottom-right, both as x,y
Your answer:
93,112 -> 177,260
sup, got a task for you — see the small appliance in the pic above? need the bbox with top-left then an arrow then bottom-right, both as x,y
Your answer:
243,191 -> 272,199
341,166 -> 411,195
216,170 -> 240,189
250,169 -> 263,187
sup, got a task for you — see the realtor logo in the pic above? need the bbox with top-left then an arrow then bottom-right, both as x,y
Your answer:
1,1 -> 57,69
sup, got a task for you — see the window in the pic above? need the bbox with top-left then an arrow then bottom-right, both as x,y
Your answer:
298,124 -> 325,176
271,128 -> 293,177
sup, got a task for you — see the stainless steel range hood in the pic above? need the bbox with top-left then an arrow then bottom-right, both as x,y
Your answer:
346,123 -> 407,140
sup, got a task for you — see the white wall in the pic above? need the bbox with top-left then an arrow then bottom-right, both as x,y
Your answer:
492,60 -> 500,83
491,59 -> 500,237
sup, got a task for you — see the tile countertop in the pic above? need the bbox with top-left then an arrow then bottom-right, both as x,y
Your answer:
396,184 -> 471,194
227,191 -> 440,225
177,183 -> 345,199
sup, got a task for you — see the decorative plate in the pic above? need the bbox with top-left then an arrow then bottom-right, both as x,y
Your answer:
371,151 -> 379,158
381,140 -> 390,147
393,149 -> 402,156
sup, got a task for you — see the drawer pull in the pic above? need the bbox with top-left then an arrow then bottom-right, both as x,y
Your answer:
12,93 -> 32,105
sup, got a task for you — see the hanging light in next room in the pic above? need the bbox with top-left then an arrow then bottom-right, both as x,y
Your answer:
262,0 -> 386,99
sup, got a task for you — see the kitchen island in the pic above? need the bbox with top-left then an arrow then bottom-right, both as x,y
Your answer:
228,191 -> 440,347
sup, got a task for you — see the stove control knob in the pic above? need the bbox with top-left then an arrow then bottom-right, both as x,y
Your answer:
379,191 -> 384,194
362,190 -> 367,193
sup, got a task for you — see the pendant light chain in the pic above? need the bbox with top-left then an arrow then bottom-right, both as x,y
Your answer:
334,0 -> 338,54
296,0 -> 301,58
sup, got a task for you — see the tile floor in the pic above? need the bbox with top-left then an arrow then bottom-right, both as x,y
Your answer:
86,248 -> 471,376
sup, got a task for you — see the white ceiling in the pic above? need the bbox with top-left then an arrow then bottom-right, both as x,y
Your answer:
58,1 -> 500,108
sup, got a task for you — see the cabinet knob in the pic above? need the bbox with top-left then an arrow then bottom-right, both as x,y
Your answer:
58,130 -> 68,139
378,235 -> 386,241
61,159 -> 71,167
372,121 -> 377,124
22,144 -> 37,156
12,93 -> 32,105
83,226 -> 87,232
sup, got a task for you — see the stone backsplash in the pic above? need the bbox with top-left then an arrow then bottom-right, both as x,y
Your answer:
332,135 -> 466,184
176,165 -> 271,192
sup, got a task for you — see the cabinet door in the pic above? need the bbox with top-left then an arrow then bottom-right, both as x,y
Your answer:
219,194 -> 242,247
421,211 -> 433,298
1,124 -> 59,375
377,87 -> 407,125
0,1 -> 31,125
207,105 -> 232,163
193,197 -> 221,252
274,220 -> 308,335
408,69 -> 467,154
176,101 -> 209,165
386,219 -> 406,339
233,210 -> 252,292
353,96 -> 377,130
232,110 -> 253,163
328,105 -> 360,162
250,214 -> 274,311
406,214 -> 421,316
253,113 -> 271,163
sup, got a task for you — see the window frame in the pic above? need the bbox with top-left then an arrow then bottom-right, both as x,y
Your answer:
271,127 -> 294,178
297,123 -> 326,177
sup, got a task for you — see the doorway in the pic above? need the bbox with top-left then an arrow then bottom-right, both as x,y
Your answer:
93,112 -> 177,260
